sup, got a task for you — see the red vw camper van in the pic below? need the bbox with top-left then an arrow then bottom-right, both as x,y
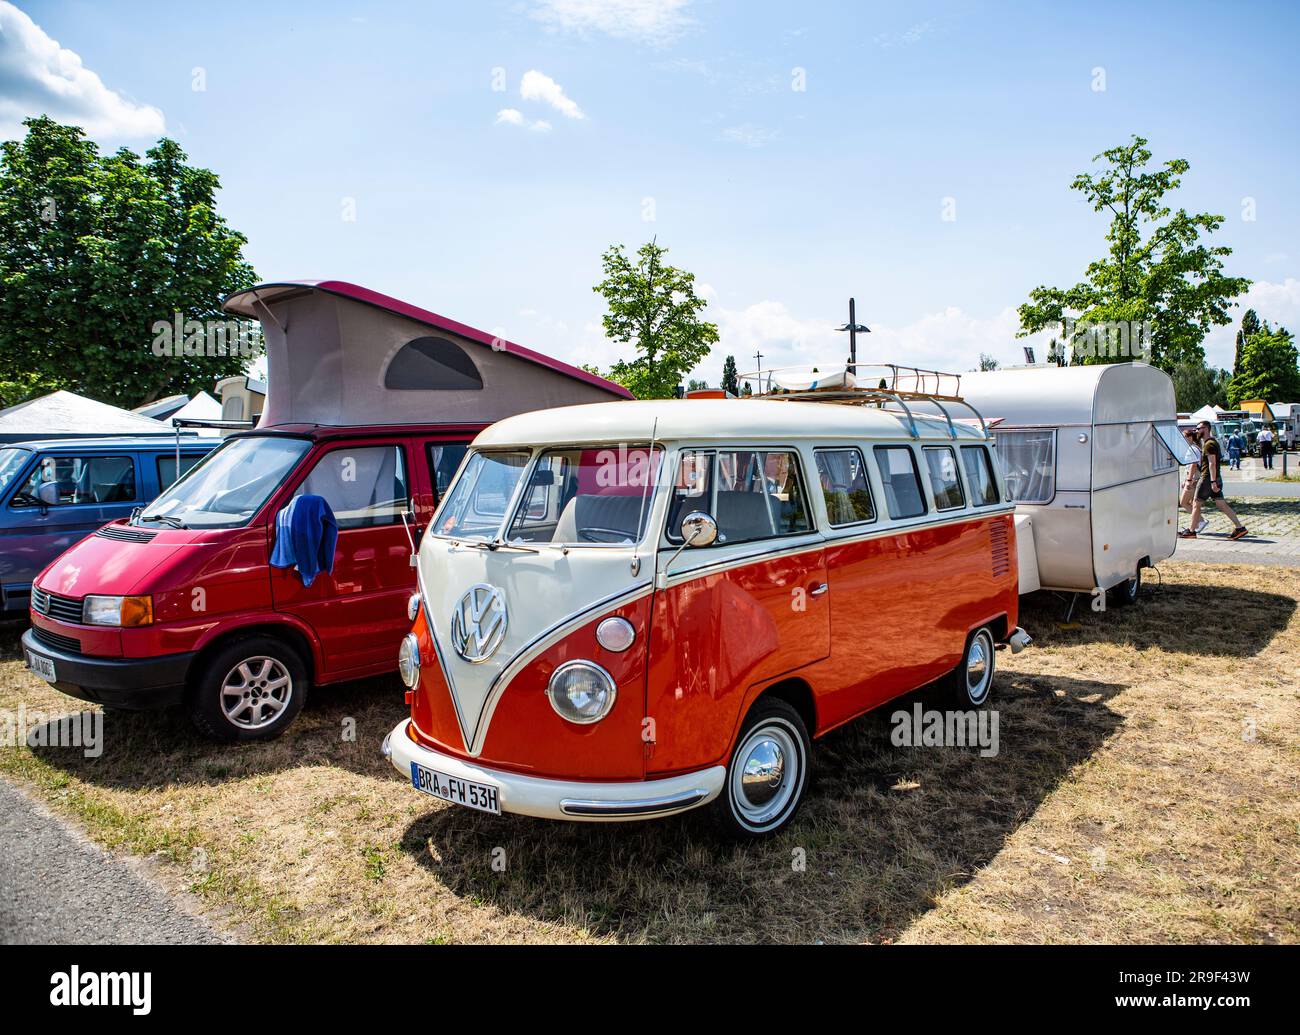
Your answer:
21,281 -> 630,740
386,367 -> 1030,837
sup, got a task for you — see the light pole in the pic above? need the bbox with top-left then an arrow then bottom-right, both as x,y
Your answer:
836,297 -> 870,372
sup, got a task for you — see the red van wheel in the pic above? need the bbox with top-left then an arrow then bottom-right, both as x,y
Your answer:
945,627 -> 996,709
712,698 -> 811,839
189,635 -> 309,742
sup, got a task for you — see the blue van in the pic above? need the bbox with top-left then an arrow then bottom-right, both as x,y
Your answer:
0,436 -> 217,611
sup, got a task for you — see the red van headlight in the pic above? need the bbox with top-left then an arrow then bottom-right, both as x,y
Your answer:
83,595 -> 154,627
546,660 -> 617,724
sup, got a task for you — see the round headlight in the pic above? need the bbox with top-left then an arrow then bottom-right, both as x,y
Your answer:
547,660 -> 617,724
407,592 -> 421,622
398,632 -> 421,689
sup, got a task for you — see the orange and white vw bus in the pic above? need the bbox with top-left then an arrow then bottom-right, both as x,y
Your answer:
384,369 -> 1029,836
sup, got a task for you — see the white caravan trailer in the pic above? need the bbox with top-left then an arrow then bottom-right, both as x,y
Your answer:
959,363 -> 1187,606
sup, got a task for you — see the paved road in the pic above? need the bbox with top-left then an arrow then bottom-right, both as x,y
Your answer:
1223,479 -> 1300,499
0,778 -> 228,944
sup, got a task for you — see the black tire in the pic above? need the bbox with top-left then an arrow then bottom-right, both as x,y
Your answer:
711,698 -> 811,839
943,626 -> 997,709
1109,568 -> 1142,607
188,635 -> 308,742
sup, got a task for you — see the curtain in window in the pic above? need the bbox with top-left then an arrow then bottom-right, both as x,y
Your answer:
993,430 -> 1055,503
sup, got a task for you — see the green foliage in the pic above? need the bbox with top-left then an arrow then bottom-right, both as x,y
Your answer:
590,240 -> 718,399
0,116 -> 257,409
686,378 -> 709,392
1017,136 -> 1249,371
1171,359 -> 1231,412
1232,309 -> 1261,378
1227,321 -> 1300,408
977,353 -> 1000,371
720,354 -> 739,396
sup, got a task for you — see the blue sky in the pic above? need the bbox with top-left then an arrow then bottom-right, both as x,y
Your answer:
4,0 -> 1299,385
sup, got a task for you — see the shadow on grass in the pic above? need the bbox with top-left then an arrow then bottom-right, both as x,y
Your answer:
396,672 -> 1125,944
1018,577 -> 1295,658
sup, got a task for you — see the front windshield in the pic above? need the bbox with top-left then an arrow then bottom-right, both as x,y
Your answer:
0,448 -> 32,496
138,435 -> 311,529
507,446 -> 662,545
432,450 -> 531,541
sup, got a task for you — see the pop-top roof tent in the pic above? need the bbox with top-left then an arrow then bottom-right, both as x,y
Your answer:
0,390 -> 172,443
221,281 -> 632,428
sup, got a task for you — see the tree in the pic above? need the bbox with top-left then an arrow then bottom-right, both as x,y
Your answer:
686,378 -> 709,392
1171,359 -> 1231,412
977,353 -> 1000,371
1227,321 -> 1300,407
0,117 -> 257,409
720,354 -> 740,396
590,239 -> 718,399
1233,309 -> 1261,378
1017,136 -> 1250,372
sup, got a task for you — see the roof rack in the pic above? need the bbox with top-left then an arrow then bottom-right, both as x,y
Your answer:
736,362 -> 989,440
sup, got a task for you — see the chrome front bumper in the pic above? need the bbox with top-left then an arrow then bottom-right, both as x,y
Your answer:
384,719 -> 725,822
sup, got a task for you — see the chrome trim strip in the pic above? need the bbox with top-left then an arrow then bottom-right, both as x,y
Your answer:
559,789 -> 709,817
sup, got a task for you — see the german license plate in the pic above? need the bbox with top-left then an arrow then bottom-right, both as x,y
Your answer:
410,761 -> 500,815
26,650 -> 56,682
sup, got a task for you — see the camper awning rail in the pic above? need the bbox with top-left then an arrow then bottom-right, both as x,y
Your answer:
736,362 -> 988,440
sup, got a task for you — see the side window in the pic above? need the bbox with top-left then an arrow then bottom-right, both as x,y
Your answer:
157,453 -> 206,491
666,448 -> 811,544
814,448 -> 875,526
294,446 -> 408,530
993,429 -> 1056,503
961,446 -> 1000,506
426,442 -> 470,504
13,455 -> 136,507
873,445 -> 926,519
923,446 -> 965,511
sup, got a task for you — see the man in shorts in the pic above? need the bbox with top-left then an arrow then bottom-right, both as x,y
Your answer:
1180,421 -> 1248,540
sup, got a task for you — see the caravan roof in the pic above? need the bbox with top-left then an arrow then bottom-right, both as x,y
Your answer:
958,363 -> 1174,427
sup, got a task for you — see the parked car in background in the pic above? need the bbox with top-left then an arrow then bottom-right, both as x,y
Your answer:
0,436 -> 215,612
21,280 -> 630,741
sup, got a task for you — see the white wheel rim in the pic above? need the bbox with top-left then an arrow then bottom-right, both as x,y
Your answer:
965,632 -> 993,705
220,656 -> 293,730
729,720 -> 802,830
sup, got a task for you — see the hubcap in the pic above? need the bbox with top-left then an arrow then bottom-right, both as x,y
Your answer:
965,633 -> 992,704
221,656 -> 292,730
730,723 -> 801,828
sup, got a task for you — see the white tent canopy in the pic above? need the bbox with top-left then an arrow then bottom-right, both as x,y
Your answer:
169,391 -> 223,427
0,390 -> 170,443
221,281 -> 632,428
1187,403 -> 1221,425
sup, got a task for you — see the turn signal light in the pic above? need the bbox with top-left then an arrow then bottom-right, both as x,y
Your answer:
120,595 -> 154,627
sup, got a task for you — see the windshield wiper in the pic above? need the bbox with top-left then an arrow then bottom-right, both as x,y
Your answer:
138,513 -> 188,529
455,537 -> 539,554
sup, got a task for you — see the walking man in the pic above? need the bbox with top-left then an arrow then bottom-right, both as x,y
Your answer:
1181,421 -> 1249,541
1226,429 -> 1243,470
1258,425 -> 1276,470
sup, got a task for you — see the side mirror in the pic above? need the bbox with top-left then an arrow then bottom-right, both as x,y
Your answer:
37,483 -> 60,506
680,511 -> 718,547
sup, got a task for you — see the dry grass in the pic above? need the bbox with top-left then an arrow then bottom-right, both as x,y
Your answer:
1,561 -> 1296,944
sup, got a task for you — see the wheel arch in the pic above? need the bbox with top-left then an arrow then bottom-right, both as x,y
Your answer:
188,620 -> 318,693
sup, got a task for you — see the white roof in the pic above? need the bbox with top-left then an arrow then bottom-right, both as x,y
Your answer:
959,363 -> 1175,427
0,390 -> 168,441
475,398 -> 988,448
170,391 -> 222,424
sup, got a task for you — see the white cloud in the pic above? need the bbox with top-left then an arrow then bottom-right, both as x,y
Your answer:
0,1 -> 165,140
531,0 -> 694,45
494,108 -> 552,132
519,70 -> 585,120
720,123 -> 777,148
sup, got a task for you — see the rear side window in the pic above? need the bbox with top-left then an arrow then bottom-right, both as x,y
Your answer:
667,448 -> 812,544
157,453 -> 206,491
873,446 -> 926,519
923,446 -> 965,511
961,446 -> 1000,506
294,446 -> 409,529
993,429 -> 1056,503
13,454 -> 136,506
814,448 -> 875,526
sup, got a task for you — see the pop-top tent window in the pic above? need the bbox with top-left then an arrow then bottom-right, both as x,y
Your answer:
385,337 -> 483,391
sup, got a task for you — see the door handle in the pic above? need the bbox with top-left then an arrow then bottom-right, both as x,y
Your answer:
809,582 -> 829,597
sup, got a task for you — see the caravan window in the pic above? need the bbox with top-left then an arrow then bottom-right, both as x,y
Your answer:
993,430 -> 1056,503
295,446 -> 409,530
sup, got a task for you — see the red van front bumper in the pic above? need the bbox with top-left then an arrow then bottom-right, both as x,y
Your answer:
21,628 -> 195,710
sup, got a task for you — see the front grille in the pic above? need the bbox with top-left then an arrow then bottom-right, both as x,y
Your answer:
989,521 -> 1011,578
31,586 -> 84,623
32,625 -> 81,654
96,524 -> 159,543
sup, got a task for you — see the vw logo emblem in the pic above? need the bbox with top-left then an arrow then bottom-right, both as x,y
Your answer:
449,584 -> 508,663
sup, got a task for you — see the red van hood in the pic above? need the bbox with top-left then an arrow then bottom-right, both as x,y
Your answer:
37,525 -> 218,598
